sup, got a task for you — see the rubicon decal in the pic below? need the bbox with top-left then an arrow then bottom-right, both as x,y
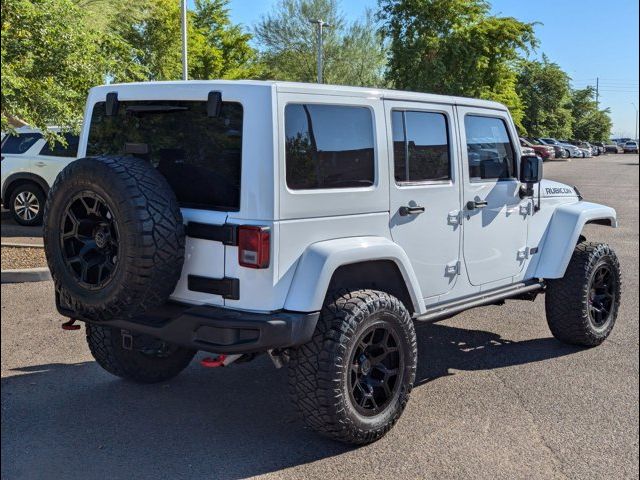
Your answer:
545,187 -> 574,195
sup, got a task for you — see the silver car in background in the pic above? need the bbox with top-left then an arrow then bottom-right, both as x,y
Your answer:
538,138 -> 583,158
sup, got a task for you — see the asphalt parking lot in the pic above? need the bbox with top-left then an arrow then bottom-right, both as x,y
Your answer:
1,154 -> 638,480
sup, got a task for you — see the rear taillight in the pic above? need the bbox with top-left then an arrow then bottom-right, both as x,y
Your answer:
238,226 -> 270,269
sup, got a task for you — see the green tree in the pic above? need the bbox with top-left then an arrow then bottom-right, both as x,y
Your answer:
120,0 -> 260,81
516,56 -> 572,138
378,0 -> 537,129
190,0 -> 262,79
253,0 -> 387,87
1,0 -> 106,134
570,87 -> 613,141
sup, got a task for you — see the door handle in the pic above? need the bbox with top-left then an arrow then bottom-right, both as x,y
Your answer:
466,200 -> 488,210
34,161 -> 46,167
399,205 -> 425,216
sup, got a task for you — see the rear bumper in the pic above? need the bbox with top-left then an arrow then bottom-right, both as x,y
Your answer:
59,301 -> 320,354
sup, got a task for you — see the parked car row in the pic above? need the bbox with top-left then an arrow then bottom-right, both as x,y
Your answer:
520,136 -> 637,159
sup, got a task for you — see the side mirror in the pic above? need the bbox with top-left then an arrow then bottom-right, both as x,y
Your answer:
520,155 -> 543,184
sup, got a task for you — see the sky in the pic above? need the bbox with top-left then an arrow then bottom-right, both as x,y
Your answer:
223,0 -> 639,138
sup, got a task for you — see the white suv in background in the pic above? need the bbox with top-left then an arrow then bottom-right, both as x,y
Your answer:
1,127 -> 79,225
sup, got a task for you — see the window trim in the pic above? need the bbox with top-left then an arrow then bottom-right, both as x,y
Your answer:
463,113 -> 518,184
283,101 -> 378,193
390,108 -> 454,187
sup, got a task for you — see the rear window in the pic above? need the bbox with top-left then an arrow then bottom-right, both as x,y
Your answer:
285,104 -> 375,190
87,100 -> 243,211
39,133 -> 79,158
391,110 -> 451,183
1,133 -> 42,154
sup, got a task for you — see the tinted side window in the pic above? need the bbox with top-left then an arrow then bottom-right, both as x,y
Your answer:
285,104 -> 375,190
39,133 -> 79,158
392,110 -> 450,183
1,133 -> 42,154
87,101 -> 243,211
464,115 -> 515,181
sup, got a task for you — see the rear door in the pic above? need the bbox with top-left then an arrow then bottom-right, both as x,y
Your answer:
457,107 -> 529,286
84,96 -> 246,307
385,100 -> 462,299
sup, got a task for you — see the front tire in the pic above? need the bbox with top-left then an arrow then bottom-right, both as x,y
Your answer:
288,290 -> 417,445
545,242 -> 621,346
86,324 -> 196,383
10,183 -> 45,226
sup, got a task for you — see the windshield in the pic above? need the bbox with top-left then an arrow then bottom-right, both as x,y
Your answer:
87,100 -> 243,211
541,138 -> 558,144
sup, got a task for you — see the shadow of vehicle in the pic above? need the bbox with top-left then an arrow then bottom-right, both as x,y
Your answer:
1,323 -> 582,479
413,322 -> 583,386
1,209 -> 42,239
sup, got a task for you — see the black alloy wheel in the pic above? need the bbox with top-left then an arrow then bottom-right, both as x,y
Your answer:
349,323 -> 404,416
60,191 -> 119,290
587,264 -> 617,329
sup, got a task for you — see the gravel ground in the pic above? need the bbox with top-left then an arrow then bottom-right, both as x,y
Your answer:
1,245 -> 47,270
1,153 -> 638,480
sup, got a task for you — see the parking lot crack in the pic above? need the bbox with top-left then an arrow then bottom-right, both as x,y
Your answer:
491,369 -> 570,479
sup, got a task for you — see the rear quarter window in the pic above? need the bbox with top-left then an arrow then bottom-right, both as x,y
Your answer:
285,104 -> 375,190
39,133 -> 79,158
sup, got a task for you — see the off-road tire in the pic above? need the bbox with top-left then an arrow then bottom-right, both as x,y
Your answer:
44,155 -> 185,322
9,183 -> 46,226
546,242 -> 621,346
86,324 -> 195,383
288,290 -> 417,445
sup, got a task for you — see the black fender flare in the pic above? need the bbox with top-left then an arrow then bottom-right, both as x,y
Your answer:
2,172 -> 49,204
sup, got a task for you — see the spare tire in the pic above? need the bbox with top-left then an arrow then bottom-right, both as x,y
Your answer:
44,155 -> 185,322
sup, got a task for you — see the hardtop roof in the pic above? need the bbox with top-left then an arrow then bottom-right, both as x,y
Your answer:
90,80 -> 508,111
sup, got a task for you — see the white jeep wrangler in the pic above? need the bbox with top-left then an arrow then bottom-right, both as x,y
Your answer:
44,81 -> 621,445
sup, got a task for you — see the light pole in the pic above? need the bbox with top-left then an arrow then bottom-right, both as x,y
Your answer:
309,19 -> 331,84
181,0 -> 188,80
632,102 -> 638,141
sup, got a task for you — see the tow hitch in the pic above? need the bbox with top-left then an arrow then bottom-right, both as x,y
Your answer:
200,354 -> 243,368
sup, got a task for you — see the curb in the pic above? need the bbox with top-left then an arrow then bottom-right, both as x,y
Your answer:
1,267 -> 51,284
1,242 -> 44,248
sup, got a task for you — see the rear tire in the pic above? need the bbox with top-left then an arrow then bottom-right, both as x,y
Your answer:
288,290 -> 417,445
545,242 -> 621,346
9,183 -> 45,226
86,324 -> 196,383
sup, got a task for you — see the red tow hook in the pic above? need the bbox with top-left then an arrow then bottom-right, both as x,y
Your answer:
200,355 -> 227,368
61,318 -> 81,331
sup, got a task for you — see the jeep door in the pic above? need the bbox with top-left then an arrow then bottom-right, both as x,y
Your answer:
385,101 -> 462,300
457,107 -> 530,286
